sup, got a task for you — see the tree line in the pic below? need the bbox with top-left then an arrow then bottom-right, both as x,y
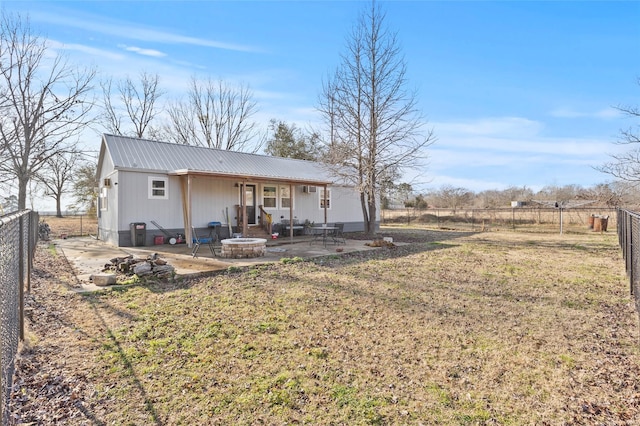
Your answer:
386,181 -> 640,212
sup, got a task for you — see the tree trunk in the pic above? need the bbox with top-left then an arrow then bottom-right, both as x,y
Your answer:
56,195 -> 63,217
367,195 -> 377,237
360,191 -> 371,236
17,177 -> 28,210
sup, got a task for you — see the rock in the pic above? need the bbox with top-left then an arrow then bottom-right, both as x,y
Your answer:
110,255 -> 132,264
153,265 -> 175,276
91,273 -> 117,286
133,263 -> 153,276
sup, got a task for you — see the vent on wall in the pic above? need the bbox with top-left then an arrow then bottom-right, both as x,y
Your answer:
302,185 -> 317,193
103,178 -> 112,187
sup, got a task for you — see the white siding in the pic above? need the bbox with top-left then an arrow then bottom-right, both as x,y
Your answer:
116,171 -> 183,232
115,173 -> 241,232
189,176 -> 237,227
97,153 -> 120,245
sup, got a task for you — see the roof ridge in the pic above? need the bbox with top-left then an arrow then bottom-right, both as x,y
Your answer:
102,133 -> 321,165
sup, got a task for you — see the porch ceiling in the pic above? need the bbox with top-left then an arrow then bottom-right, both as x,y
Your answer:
168,169 -> 332,186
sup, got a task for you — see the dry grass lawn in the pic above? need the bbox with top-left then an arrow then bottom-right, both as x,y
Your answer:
10,228 -> 640,425
38,214 -> 98,238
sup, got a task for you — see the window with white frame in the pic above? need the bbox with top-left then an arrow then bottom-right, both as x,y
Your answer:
280,186 -> 292,208
99,187 -> 108,211
263,185 -> 277,208
148,176 -> 169,199
319,188 -> 331,209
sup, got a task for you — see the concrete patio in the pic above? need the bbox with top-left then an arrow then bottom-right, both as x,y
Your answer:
53,235 -> 382,292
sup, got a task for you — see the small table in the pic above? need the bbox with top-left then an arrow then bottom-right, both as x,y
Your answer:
207,222 -> 222,239
282,224 -> 305,237
310,226 -> 338,247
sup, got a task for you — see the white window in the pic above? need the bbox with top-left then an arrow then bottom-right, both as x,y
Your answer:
280,186 -> 292,208
148,176 -> 168,199
320,188 -> 331,209
99,187 -> 108,211
263,186 -> 277,208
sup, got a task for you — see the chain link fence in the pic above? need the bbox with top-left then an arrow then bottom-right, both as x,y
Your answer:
0,210 -> 38,426
382,207 -> 617,234
617,209 -> 640,317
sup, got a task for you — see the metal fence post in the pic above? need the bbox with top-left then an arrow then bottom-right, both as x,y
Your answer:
18,215 -> 24,342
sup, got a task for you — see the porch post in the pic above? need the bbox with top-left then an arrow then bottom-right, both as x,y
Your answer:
289,183 -> 294,242
323,184 -> 328,224
182,175 -> 192,248
242,181 -> 248,236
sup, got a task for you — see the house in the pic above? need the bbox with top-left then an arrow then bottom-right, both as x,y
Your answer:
96,134 -> 378,247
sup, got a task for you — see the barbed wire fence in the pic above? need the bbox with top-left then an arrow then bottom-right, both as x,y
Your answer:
617,209 -> 640,319
0,210 -> 38,426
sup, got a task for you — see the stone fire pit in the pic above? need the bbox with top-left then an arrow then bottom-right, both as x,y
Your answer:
220,238 -> 267,259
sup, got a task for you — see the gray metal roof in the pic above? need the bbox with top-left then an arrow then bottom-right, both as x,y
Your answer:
100,134 -> 334,185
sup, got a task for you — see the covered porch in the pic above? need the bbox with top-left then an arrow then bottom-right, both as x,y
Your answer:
168,169 -> 334,249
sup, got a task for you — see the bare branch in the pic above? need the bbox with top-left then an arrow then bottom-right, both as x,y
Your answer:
318,1 -> 435,235
599,78 -> 640,181
100,71 -> 164,138
0,11 -> 96,209
34,149 -> 81,216
161,76 -> 260,152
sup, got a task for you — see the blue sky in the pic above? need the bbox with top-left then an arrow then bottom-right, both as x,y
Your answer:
4,0 -> 640,195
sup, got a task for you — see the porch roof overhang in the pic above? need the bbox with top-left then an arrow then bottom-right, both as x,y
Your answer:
168,168 -> 333,186
172,169 -> 332,247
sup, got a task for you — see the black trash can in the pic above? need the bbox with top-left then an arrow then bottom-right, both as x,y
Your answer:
130,222 -> 146,246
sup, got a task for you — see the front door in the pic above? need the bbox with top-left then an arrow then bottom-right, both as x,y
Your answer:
245,184 -> 256,225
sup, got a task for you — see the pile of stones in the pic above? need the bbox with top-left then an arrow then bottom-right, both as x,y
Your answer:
91,253 -> 175,286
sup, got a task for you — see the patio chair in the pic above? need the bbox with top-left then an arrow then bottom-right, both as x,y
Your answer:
192,227 -> 217,257
332,223 -> 346,244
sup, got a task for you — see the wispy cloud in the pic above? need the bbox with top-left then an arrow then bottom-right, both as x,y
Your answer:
418,115 -> 622,191
432,116 -> 610,157
118,44 -> 167,58
29,9 -> 260,53
47,39 -> 125,61
435,117 -> 543,138
549,107 -> 620,119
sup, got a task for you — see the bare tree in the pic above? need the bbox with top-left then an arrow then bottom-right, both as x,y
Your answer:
577,182 -> 624,207
318,2 -> 435,236
70,161 -> 99,216
429,185 -> 473,213
597,78 -> 640,181
475,186 -> 533,208
162,76 -> 261,151
100,71 -> 164,138
0,12 -> 95,210
34,150 -> 81,217
161,99 -> 197,145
